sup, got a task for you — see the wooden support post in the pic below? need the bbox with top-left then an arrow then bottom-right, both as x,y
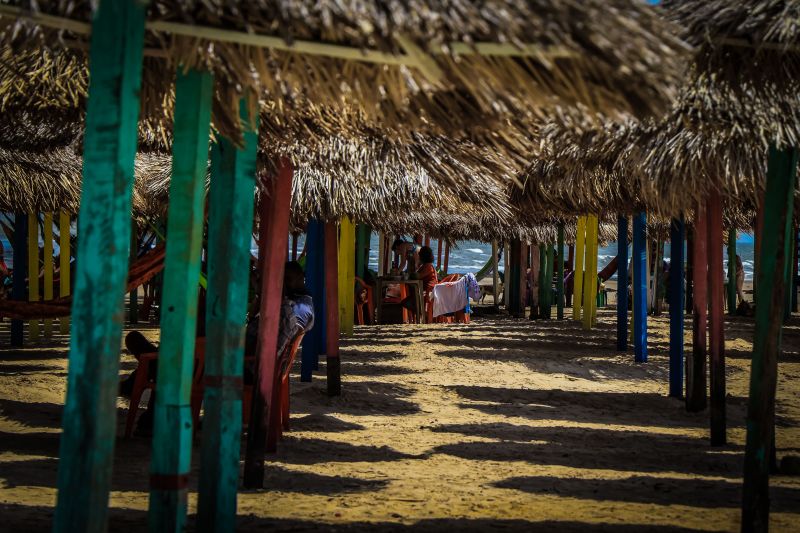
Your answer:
632,212 -> 648,362
27,213 -> 40,340
742,146 -> 798,531
686,228 -> 694,313
129,223 -> 139,324
354,223 -> 367,281
291,232 -> 299,261
503,242 -> 510,309
10,214 -> 27,346
687,204 -> 708,413
573,216 -> 586,320
783,218 -> 794,322
197,100 -> 258,531
148,68 -> 213,530
546,243 -> 555,318
301,220 -> 325,382
617,216 -> 629,351
557,225 -> 565,319
54,2 -> 146,531
707,192 -> 726,446
582,216 -> 597,330
654,240 -> 664,315
492,240 -> 500,308
443,241 -> 450,275
728,228 -> 737,314
243,159 -> 294,487
436,238 -> 443,270
669,217 -> 685,398
792,226 -> 799,313
508,239 -> 521,316
646,234 -> 653,313
536,245 -> 545,318
59,211 -> 71,334
520,244 -> 529,317
43,212 -> 54,339
338,217 -> 356,336
325,221 -> 341,396
378,232 -> 385,275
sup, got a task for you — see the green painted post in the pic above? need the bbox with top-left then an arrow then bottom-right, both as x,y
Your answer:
53,2 -> 146,532
727,229 -> 737,314
557,225 -> 565,319
149,69 -> 214,532
197,101 -> 258,532
742,145 -> 798,532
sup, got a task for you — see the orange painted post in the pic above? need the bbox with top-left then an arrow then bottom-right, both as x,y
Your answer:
243,159 -> 293,488
707,192 -> 726,445
687,204 -> 708,413
325,221 -> 341,396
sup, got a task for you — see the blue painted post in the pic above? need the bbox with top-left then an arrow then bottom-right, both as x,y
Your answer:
54,2 -> 146,531
669,217 -> 685,397
301,220 -> 326,382
10,214 -> 27,346
617,216 -> 629,352
632,212 -> 648,363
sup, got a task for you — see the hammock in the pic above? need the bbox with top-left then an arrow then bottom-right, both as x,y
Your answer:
0,244 -> 166,320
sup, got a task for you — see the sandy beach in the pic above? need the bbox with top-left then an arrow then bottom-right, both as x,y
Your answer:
1,306 -> 799,532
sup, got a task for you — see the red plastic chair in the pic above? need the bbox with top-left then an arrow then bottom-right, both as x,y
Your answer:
354,277 -> 374,325
266,332 -> 306,451
125,338 -> 206,438
427,275 -> 471,324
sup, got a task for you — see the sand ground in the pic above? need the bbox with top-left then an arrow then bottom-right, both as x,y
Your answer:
0,305 -> 799,532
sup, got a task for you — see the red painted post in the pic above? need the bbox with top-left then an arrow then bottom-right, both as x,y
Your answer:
707,192 -> 726,445
243,159 -> 293,488
687,203 -> 708,413
325,222 -> 341,396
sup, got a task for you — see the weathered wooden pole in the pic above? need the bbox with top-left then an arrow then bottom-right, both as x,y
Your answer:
59,211 -> 71,334
707,193 -> 726,445
503,242 -> 510,308
338,217 -> 356,335
536,244 -> 546,318
557,224 -> 565,319
149,68 -> 213,531
742,146 -> 798,532
197,101 -> 258,532
687,205 -> 708,413
377,231 -> 385,275
243,159 -> 294,488
669,217 -> 685,398
27,213 -> 39,340
545,243 -> 555,319
291,232 -> 299,261
632,212 -> 648,362
492,239 -> 500,308
436,238 -> 443,270
325,221 -> 341,396
508,239 -> 522,316
686,228 -> 694,313
129,224 -> 139,324
43,212 -> 54,339
617,215 -> 629,351
10,214 -> 27,346
354,223 -> 367,281
573,216 -> 586,320
443,241 -> 450,275
301,220 -> 325,382
54,2 -> 146,530
728,228 -> 737,314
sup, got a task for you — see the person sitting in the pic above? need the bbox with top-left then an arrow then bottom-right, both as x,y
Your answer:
401,245 -> 437,319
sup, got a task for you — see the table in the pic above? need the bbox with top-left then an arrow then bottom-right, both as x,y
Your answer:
374,277 -> 424,324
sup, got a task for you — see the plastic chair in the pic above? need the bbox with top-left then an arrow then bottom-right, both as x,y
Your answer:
354,277 -> 374,325
427,275 -> 470,324
266,332 -> 306,452
125,338 -> 206,438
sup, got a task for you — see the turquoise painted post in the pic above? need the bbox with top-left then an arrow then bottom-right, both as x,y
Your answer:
742,146 -> 799,531
53,3 -> 146,532
197,101 -> 258,532
632,212 -> 648,363
149,69 -> 214,531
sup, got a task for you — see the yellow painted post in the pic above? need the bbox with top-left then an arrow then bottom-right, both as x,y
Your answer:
572,216 -> 586,320
582,215 -> 598,330
28,214 -> 40,340
338,218 -> 356,335
59,211 -> 71,334
43,213 -> 54,338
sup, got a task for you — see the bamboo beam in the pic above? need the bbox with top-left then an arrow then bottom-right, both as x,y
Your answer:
59,211 -> 70,334
53,2 -> 146,531
707,192 -> 726,446
742,146 -> 798,531
728,229 -> 737,314
338,218 -> 356,336
573,216 -> 586,321
557,225 -> 565,320
149,68 -> 214,530
43,212 -> 54,338
617,216 -> 629,352
243,159 -> 293,486
687,205 -> 708,413
10,214 -> 27,346
197,100 -> 258,531
27,213 -> 39,340
301,221 -> 325,382
669,217 -> 685,398
325,221 -> 341,396
632,212 -> 647,362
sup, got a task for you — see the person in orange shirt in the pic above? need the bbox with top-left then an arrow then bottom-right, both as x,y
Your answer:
401,246 -> 437,320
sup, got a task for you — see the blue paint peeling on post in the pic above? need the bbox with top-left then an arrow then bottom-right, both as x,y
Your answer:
302,220 -> 326,381
616,216 -> 629,352
633,212 -> 648,363
669,216 -> 685,397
